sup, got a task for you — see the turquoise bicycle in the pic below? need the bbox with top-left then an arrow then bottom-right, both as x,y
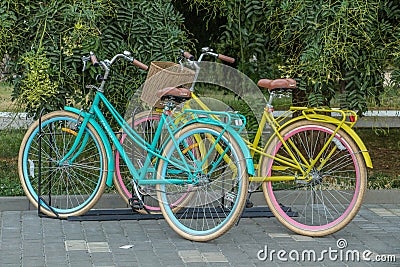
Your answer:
18,51 -> 254,241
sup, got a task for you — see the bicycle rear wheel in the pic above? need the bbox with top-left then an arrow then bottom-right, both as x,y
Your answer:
18,111 -> 107,218
260,120 -> 367,236
114,110 -> 171,212
157,123 -> 248,241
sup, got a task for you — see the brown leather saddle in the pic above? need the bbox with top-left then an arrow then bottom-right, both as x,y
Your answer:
154,87 -> 192,108
257,78 -> 296,91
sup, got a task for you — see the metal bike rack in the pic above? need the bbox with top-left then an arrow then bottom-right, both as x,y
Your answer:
37,108 -> 60,218
66,194 -> 297,222
66,205 -> 297,222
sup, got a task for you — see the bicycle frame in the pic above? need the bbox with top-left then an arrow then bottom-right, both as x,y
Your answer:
186,91 -> 373,183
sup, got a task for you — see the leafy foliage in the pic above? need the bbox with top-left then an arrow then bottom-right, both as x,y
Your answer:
17,49 -> 59,112
3,0 -> 400,115
1,0 -> 191,117
187,0 -> 400,113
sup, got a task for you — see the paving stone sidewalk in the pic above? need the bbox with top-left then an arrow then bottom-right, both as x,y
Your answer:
0,204 -> 399,266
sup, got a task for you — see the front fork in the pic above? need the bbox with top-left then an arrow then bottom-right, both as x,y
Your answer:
58,111 -> 92,166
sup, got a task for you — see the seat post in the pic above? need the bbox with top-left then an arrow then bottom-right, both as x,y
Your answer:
267,92 -> 275,109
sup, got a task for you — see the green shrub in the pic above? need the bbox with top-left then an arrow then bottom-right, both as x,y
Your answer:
1,0 -> 192,118
187,0 -> 400,114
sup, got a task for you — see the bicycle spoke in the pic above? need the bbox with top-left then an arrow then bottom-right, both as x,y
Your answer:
157,123 -> 248,241
262,121 -> 366,236
19,111 -> 107,218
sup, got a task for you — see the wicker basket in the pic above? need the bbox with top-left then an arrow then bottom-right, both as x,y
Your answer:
141,61 -> 195,106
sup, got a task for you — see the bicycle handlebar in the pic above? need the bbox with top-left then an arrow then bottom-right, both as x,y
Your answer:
83,51 -> 148,71
182,48 -> 235,64
217,54 -> 235,64
82,51 -> 148,92
132,59 -> 149,71
90,52 -> 99,67
182,51 -> 195,61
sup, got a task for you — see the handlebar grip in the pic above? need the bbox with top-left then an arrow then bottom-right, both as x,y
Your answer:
90,52 -> 99,67
217,54 -> 235,64
133,59 -> 148,71
183,51 -> 195,60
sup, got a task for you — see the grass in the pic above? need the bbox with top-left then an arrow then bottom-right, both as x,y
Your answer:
0,129 -> 25,196
0,82 -> 24,112
357,128 -> 400,189
0,82 -> 13,110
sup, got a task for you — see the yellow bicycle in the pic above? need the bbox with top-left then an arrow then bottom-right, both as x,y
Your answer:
114,48 -> 372,237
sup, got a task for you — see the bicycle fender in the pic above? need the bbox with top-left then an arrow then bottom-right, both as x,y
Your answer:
64,106 -> 115,186
182,118 -> 255,176
282,114 -> 373,168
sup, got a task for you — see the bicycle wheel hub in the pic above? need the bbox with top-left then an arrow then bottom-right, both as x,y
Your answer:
308,169 -> 323,185
195,173 -> 210,185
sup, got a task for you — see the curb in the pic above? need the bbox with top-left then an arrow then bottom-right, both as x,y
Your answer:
1,190 -> 399,212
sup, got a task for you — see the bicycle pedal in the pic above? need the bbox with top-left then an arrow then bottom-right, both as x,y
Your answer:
128,197 -> 144,210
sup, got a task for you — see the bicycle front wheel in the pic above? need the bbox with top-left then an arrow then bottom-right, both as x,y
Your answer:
18,111 -> 108,218
260,120 -> 367,236
157,123 -> 249,241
